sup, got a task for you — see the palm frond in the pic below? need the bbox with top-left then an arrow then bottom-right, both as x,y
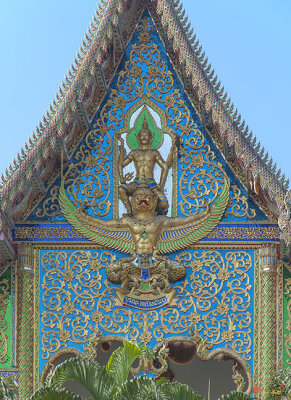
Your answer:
113,376 -> 157,400
158,380 -> 205,400
30,387 -> 82,399
49,357 -> 114,400
0,375 -> 18,400
115,376 -> 205,400
274,368 -> 291,394
106,341 -> 142,388
218,392 -> 252,400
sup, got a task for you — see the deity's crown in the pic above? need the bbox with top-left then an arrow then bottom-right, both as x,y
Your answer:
141,117 -> 151,134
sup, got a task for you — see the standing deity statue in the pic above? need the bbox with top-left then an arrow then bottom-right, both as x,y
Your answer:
118,117 -> 176,216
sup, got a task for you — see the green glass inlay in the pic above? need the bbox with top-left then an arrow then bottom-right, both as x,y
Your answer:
0,267 -> 12,368
140,231 -> 149,239
127,109 -> 162,150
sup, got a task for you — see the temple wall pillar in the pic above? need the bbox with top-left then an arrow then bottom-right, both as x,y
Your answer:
259,245 -> 278,398
17,245 -> 34,399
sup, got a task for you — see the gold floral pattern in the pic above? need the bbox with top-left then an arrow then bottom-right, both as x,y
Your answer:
225,185 -> 256,219
40,249 -> 254,362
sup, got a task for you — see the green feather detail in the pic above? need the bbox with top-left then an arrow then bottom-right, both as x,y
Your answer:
59,180 -> 134,254
156,178 -> 230,254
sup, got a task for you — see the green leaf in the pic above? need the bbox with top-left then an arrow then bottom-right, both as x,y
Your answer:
106,341 -> 142,388
114,376 -> 157,400
218,392 -> 253,400
49,357 -> 114,400
158,381 -> 205,400
0,376 -> 18,400
30,387 -> 82,400
115,377 -> 205,400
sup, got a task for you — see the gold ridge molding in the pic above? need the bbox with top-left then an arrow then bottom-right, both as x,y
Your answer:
13,223 -> 280,243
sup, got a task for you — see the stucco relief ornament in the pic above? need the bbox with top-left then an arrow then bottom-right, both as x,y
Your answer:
279,190 -> 291,245
59,119 -> 230,309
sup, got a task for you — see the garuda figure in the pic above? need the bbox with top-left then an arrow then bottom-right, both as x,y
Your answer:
59,176 -> 229,306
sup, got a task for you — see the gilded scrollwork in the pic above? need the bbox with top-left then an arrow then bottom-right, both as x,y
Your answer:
40,249 -> 254,365
158,251 -> 253,360
35,185 -> 63,219
64,130 -> 112,217
41,251 -> 113,360
225,185 -> 256,219
33,119 -> 113,221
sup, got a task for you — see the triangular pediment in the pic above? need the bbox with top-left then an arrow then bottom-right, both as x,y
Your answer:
23,11 -> 268,234
1,0 -> 287,247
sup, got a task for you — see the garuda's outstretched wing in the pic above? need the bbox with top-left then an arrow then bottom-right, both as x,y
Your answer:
156,178 -> 230,254
59,180 -> 134,254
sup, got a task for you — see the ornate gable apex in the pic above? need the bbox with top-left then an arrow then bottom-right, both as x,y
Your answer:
0,0 -> 289,224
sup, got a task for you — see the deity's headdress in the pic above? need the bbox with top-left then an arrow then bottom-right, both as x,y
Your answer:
138,117 -> 153,139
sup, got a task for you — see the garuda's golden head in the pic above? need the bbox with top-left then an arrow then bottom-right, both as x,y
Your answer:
131,186 -> 158,214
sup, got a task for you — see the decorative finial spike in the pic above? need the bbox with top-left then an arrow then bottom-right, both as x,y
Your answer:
211,75 -> 217,85
267,157 -> 273,168
195,45 -> 202,56
201,57 -> 208,68
215,81 -> 221,91
221,91 -> 227,101
12,158 -> 18,169
1,173 -> 6,183
238,120 -> 245,130
271,162 -> 277,173
262,151 -> 269,162
205,63 -> 211,73
225,98 -> 231,108
178,9 -> 185,19
208,69 -> 215,79
185,22 -> 191,33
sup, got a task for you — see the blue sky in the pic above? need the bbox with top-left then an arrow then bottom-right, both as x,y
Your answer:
0,0 -> 290,184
